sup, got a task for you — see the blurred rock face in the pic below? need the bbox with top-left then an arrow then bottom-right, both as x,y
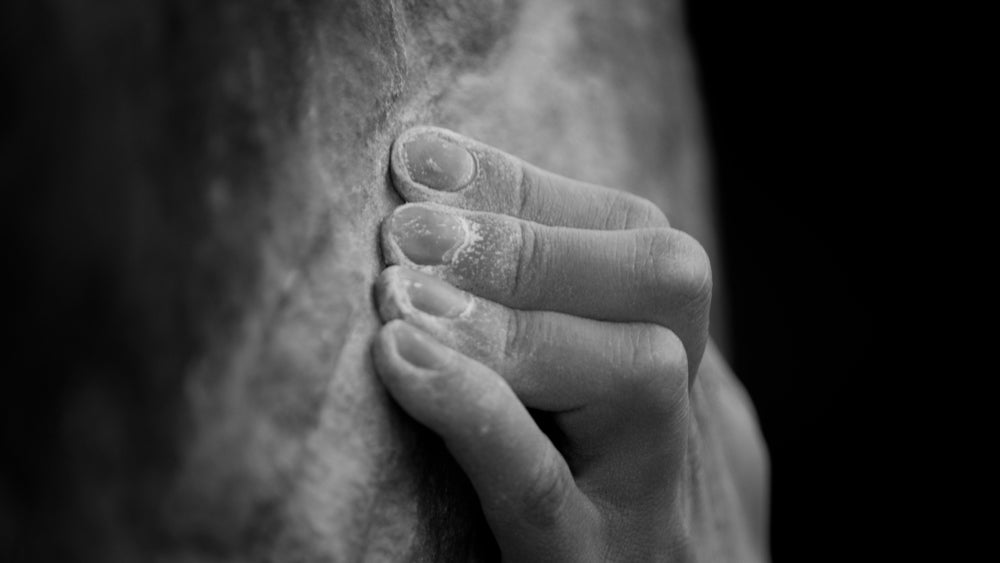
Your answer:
4,0 -> 711,560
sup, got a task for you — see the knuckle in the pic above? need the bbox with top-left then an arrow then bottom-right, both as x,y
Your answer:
619,194 -> 669,229
624,325 -> 689,424
511,219 -> 541,302
644,229 -> 713,313
515,161 -> 535,217
628,325 -> 688,392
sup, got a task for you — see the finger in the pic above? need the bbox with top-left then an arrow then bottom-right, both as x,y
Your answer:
375,266 -> 688,425
390,125 -> 670,230
372,321 -> 602,561
376,269 -> 691,507
380,203 -> 712,379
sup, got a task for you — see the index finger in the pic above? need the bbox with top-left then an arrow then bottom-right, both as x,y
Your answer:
390,126 -> 670,230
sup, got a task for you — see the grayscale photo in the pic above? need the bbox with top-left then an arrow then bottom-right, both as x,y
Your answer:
4,1 -> 942,561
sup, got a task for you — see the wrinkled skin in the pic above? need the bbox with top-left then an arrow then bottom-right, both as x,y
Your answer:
372,126 -> 768,561
4,0 -> 767,561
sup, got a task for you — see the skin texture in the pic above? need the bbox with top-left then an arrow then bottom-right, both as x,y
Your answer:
4,0 -> 764,561
373,128 -> 767,561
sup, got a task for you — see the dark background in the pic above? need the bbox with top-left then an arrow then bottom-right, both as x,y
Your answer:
0,2 -> 950,560
687,2 -> 931,560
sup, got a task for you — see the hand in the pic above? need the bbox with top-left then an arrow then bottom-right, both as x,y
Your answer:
371,126 -> 713,561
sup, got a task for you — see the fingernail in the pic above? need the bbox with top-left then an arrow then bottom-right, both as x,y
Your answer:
394,323 -> 448,370
389,205 -> 468,265
398,269 -> 470,318
403,135 -> 475,192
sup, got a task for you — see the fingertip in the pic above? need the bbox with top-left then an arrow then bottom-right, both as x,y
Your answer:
374,267 -> 405,323
374,320 -> 499,440
376,320 -> 452,373
373,321 -> 458,416
647,229 -> 712,380
391,126 -> 477,197
375,266 -> 403,323
378,212 -> 405,267
371,320 -> 405,383
389,128 -> 419,200
380,202 -> 476,272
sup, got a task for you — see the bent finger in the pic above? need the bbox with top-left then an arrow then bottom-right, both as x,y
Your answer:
372,321 -> 601,560
375,266 -> 689,431
390,126 -> 670,230
381,203 -> 712,379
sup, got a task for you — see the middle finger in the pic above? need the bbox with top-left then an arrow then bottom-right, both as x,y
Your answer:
380,202 -> 712,378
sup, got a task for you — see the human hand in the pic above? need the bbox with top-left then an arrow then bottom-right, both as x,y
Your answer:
371,126 -> 713,561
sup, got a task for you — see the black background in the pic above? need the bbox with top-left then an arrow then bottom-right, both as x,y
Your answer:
687,2 -> 934,560
0,2 -> 954,560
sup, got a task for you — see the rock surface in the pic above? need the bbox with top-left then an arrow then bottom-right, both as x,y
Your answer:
4,1 -> 749,561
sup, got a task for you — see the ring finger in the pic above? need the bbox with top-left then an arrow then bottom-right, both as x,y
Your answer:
380,203 -> 712,379
375,266 -> 690,456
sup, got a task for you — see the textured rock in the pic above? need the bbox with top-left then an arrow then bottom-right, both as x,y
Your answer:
3,1 -> 740,561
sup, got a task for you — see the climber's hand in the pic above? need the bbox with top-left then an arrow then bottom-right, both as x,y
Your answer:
371,127 -> 712,561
